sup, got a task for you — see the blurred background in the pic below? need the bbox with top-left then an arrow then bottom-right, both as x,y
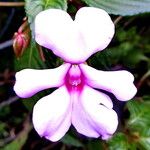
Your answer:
0,0 -> 150,149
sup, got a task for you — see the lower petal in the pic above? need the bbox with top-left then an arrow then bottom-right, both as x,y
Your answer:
80,64 -> 137,101
32,86 -> 71,142
72,85 -> 118,139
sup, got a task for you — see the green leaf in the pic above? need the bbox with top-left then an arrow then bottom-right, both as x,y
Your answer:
138,128 -> 150,150
108,100 -> 150,150
127,100 -> 150,129
82,0 -> 150,16
108,133 -> 136,150
127,100 -> 150,149
61,134 -> 83,147
86,139 -> 103,150
25,0 -> 43,24
88,50 -> 111,70
0,122 -> 7,137
107,27 -> 149,69
42,0 -> 67,10
25,0 -> 67,24
14,40 -> 46,70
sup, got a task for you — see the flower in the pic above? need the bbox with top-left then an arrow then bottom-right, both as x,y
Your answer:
14,7 -> 137,142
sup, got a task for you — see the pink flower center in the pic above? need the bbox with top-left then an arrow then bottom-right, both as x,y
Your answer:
65,65 -> 84,92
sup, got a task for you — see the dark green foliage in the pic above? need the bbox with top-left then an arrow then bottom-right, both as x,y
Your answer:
82,0 -> 150,16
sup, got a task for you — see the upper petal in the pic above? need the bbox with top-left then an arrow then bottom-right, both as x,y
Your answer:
80,64 -> 137,101
75,7 -> 115,56
14,63 -> 70,98
32,86 -> 71,142
35,7 -> 114,63
72,85 -> 118,139
35,9 -> 86,63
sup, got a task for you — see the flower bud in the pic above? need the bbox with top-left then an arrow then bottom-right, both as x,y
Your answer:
13,20 -> 30,58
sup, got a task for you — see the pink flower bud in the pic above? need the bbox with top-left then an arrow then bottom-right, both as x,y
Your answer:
13,20 -> 30,58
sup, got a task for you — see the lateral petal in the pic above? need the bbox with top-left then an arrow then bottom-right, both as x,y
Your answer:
75,7 -> 114,56
72,85 -> 117,139
35,9 -> 86,63
14,63 -> 70,98
32,86 -> 71,142
80,64 -> 137,101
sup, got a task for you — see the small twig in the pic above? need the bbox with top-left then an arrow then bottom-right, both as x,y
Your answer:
0,40 -> 13,50
114,16 -> 123,25
60,144 -> 66,150
37,44 -> 46,62
124,17 -> 135,27
137,70 -> 150,89
0,2 -> 25,7
0,115 -> 31,147
0,130 -> 16,147
0,96 -> 19,109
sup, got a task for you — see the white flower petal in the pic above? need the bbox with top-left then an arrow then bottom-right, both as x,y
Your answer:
72,85 -> 118,139
14,63 -> 70,98
35,7 -> 114,63
35,9 -> 86,63
32,86 -> 71,142
75,7 -> 115,56
80,64 -> 137,101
